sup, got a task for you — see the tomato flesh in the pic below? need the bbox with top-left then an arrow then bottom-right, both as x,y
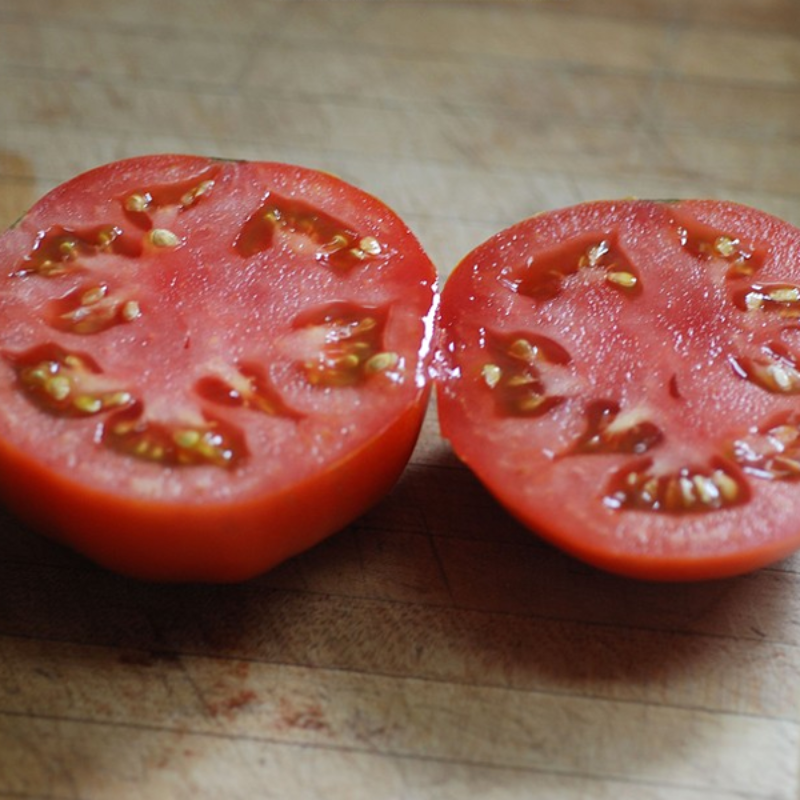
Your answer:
437,200 -> 800,580
0,155 -> 437,582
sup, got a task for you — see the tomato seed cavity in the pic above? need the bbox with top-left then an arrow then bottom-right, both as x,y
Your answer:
195,362 -> 301,418
605,458 -> 747,513
733,414 -> 800,480
481,332 -> 569,417
511,236 -> 641,301
13,225 -> 140,278
46,283 -> 142,335
303,304 -> 402,387
294,302 -> 398,388
676,220 -> 763,280
122,168 -> 220,230
566,399 -> 663,456
729,342 -> 800,394
732,282 -> 800,317
7,343 -> 133,417
103,405 -> 247,469
234,193 -> 382,271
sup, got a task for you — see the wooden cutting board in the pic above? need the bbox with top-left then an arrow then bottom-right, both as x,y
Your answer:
0,2 -> 798,798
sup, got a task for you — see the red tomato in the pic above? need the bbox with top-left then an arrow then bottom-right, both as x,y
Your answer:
437,199 -> 800,580
0,155 -> 437,582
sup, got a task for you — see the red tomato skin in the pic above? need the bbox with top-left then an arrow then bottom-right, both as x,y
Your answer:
0,155 -> 436,582
0,394 -> 427,582
437,199 -> 800,581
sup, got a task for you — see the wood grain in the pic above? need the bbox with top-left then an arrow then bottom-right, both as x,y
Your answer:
0,2 -> 799,798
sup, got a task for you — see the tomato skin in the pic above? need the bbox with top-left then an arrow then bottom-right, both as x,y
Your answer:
0,395 -> 426,582
0,155 -> 436,582
437,199 -> 800,581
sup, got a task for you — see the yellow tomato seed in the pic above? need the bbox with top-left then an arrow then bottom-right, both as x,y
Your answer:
181,180 -> 214,207
516,394 -> 547,413
81,286 -> 108,306
74,395 -> 103,414
692,474 -> 720,505
482,363 -> 502,388
359,236 -> 382,256
580,241 -> 610,268
712,470 -> 739,501
174,430 -> 201,448
149,228 -> 180,248
769,363 -> 795,391
508,339 -> 535,361
745,292 -> 764,311
125,194 -> 150,213
506,373 -> 537,387
678,476 -> 696,506
714,236 -> 738,257
121,300 -> 142,321
769,287 -> 800,303
606,271 -> 638,288
108,391 -> 133,407
365,351 -> 399,374
46,375 -> 71,401
59,240 -> 78,258
334,354 -> 361,370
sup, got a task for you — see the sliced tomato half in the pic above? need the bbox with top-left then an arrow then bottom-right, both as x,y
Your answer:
0,155 -> 437,582
437,199 -> 800,580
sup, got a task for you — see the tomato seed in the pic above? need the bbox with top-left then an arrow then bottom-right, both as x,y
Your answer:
180,180 -> 214,208
124,194 -> 151,213
174,430 -> 201,448
768,287 -> 800,303
711,469 -> 740,499
334,353 -> 361,370
364,351 -> 399,374
508,338 -> 537,361
108,391 -> 133,407
481,363 -> 502,388
692,474 -> 720,504
149,229 -> 181,248
678,476 -> 696,507
46,375 -> 71,401
715,236 -> 738,257
121,300 -> 141,322
605,271 -> 638,289
58,240 -> 78,259
506,374 -> 538,387
580,241 -> 611,268
81,285 -> 108,306
515,394 -> 548,413
359,236 -> 382,255
320,234 -> 350,254
74,395 -> 103,414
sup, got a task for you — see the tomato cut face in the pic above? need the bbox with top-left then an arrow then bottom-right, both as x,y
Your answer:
437,200 -> 800,580
0,155 -> 437,582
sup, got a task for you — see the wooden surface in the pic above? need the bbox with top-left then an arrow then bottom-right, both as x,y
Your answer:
1,1 -> 800,798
